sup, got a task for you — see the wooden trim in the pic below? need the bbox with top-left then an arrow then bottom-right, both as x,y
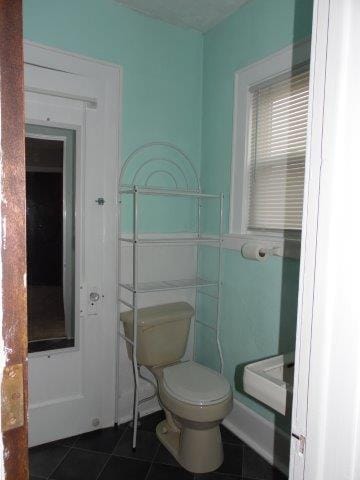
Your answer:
0,1 -> 28,478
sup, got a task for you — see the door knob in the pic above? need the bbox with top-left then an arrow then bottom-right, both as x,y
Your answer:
89,292 -> 100,302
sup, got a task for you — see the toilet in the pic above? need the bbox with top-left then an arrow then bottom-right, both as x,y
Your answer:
121,302 -> 233,474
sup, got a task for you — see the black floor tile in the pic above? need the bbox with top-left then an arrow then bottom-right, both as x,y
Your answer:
153,444 -> 181,467
73,426 -> 126,453
220,425 -> 244,446
50,448 -> 109,480
147,463 -> 194,480
97,456 -> 150,480
139,410 -> 165,431
216,443 -> 243,476
122,409 -> 165,433
28,412 -> 286,480
243,447 -> 287,480
195,474 -> 241,480
113,428 -> 159,461
29,443 -> 69,478
55,435 -> 79,448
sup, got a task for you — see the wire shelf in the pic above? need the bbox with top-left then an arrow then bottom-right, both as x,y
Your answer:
118,236 -> 221,246
119,277 -> 218,294
119,186 -> 221,199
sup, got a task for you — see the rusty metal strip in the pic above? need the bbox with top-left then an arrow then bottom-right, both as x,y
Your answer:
0,0 -> 28,479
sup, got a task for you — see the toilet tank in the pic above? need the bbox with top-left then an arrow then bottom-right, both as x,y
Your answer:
120,302 -> 194,367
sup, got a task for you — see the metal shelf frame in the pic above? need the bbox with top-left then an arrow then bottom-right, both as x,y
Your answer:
115,185 -> 224,450
118,236 -> 221,246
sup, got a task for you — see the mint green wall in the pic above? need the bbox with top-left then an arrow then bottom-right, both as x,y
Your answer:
201,0 -> 313,232
195,0 -> 313,431
23,0 -> 203,233
24,0 -> 314,431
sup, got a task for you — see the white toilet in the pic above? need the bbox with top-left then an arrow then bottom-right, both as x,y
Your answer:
121,302 -> 233,474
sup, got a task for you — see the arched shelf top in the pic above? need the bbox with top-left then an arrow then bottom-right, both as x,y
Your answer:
119,142 -> 201,193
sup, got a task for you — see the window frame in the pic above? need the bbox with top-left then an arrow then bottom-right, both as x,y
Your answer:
228,39 -> 311,253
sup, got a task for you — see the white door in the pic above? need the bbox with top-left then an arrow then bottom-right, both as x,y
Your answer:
24,48 -> 121,446
290,0 -> 360,478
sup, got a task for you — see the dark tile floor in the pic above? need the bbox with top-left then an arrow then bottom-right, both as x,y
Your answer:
29,411 -> 288,480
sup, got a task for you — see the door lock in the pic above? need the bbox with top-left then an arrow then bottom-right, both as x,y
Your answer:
89,292 -> 100,302
88,288 -> 101,315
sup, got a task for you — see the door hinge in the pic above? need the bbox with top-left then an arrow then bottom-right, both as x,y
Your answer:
1,364 -> 24,432
292,433 -> 306,455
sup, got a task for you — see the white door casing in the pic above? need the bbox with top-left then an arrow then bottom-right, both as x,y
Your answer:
289,0 -> 328,475
290,0 -> 360,478
24,43 -> 121,446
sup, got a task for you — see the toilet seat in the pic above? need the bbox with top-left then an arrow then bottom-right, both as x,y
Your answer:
162,361 -> 231,406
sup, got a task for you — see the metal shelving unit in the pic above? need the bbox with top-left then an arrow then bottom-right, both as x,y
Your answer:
116,184 -> 224,450
115,185 -> 224,449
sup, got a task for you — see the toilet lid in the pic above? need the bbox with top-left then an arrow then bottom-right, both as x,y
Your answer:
162,361 -> 231,406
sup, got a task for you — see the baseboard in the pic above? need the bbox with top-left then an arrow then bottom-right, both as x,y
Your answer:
115,385 -> 161,426
222,398 -> 290,476
117,403 -> 161,426
117,395 -> 290,476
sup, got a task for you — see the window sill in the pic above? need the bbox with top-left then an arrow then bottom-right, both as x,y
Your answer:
223,233 -> 301,259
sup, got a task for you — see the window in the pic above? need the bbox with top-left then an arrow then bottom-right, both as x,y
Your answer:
247,68 -> 309,233
229,40 -> 311,246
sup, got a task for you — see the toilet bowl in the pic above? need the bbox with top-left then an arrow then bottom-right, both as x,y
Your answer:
152,361 -> 232,473
120,302 -> 233,473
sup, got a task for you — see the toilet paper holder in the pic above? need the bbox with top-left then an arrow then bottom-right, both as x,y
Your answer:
241,243 -> 281,261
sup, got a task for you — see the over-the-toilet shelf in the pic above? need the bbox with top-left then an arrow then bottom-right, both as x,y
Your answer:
116,184 -> 224,452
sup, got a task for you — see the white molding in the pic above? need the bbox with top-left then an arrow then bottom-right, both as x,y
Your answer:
25,41 -> 122,444
230,38 -> 312,236
291,1 -> 360,478
24,39 -> 122,72
223,398 -> 290,476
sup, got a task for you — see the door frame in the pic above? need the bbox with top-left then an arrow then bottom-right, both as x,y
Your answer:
290,0 -> 360,478
0,1 -> 28,478
23,42 -> 122,444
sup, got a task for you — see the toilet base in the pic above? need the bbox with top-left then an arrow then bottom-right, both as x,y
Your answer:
156,419 -> 224,474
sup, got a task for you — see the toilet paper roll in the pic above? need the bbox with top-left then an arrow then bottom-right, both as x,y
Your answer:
241,243 -> 269,262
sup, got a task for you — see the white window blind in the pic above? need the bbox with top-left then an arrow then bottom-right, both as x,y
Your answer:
247,68 -> 309,232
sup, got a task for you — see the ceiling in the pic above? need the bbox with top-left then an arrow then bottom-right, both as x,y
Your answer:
115,0 -> 249,32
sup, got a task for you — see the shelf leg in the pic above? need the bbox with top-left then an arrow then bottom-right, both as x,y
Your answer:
132,187 -> 139,450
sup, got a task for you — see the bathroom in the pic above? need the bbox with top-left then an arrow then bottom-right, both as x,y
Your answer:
3,0 -> 357,479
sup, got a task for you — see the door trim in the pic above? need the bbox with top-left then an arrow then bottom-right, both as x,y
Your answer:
24,42 -> 122,442
0,0 -> 28,478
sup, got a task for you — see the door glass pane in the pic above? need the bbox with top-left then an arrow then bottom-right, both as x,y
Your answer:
26,125 -> 76,353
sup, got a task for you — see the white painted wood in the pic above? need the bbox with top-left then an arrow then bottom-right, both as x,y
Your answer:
24,44 -> 121,446
289,0 -> 328,476
223,398 -> 290,476
230,39 -> 311,238
115,0 -> 249,32
290,0 -> 360,478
